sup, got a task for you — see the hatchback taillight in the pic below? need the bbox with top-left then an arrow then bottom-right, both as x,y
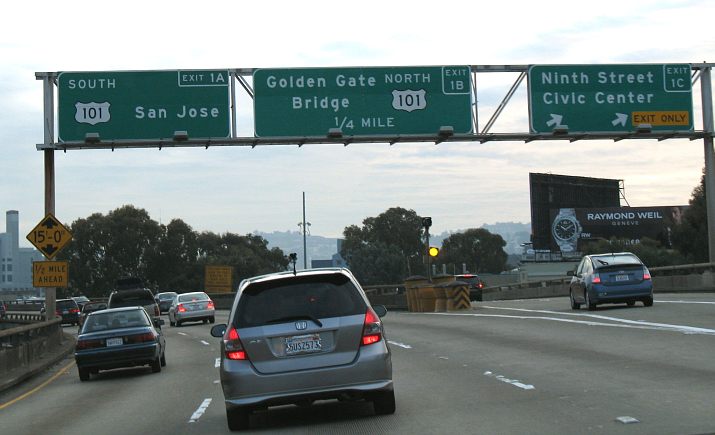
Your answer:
224,326 -> 247,360
207,301 -> 215,310
643,268 -> 651,280
361,307 -> 383,346
592,274 -> 601,284
70,308 -> 80,314
177,304 -> 186,313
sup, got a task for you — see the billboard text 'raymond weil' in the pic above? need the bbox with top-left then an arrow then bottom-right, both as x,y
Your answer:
550,206 -> 688,251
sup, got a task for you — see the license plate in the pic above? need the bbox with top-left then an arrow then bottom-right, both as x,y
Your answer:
62,310 -> 69,314
106,337 -> 123,347
285,334 -> 322,355
615,274 -> 629,282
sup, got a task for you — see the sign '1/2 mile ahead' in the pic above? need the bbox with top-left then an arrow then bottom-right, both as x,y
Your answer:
528,64 -> 693,133
253,66 -> 473,137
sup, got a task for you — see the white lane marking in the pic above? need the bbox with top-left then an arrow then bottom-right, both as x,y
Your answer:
388,340 -> 412,349
189,398 -> 212,423
449,306 -> 715,336
177,332 -> 188,336
215,358 -> 221,368
616,416 -> 640,424
200,340 -> 210,346
655,300 -> 715,305
484,371 -> 535,390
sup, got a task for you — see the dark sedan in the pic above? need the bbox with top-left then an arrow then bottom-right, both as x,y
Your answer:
56,298 -> 81,325
75,306 -> 166,381
155,291 -> 178,314
569,252 -> 653,310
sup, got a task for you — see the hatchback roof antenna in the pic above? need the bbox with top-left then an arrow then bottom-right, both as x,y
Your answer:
289,253 -> 298,276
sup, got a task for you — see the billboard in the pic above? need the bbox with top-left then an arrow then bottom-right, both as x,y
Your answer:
550,206 -> 687,254
529,173 -> 621,250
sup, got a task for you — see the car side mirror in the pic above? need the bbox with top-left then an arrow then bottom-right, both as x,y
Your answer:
567,270 -> 574,276
153,318 -> 165,327
373,305 -> 387,318
211,324 -> 227,338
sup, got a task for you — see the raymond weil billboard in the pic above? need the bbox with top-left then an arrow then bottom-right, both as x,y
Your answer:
550,206 -> 687,254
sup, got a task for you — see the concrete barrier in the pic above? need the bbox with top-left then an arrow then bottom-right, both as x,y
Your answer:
0,318 -> 75,392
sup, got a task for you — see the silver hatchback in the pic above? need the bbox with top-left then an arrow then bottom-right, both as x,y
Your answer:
211,268 -> 394,431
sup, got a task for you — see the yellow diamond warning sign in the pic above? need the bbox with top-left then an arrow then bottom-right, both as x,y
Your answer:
26,213 -> 73,260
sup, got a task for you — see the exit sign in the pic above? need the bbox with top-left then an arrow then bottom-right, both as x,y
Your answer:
58,70 -> 231,142
528,64 -> 693,133
253,66 -> 473,137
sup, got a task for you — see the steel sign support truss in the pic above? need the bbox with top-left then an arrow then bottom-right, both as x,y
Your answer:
36,63 -> 715,260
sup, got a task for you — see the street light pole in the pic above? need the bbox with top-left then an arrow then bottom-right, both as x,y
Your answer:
298,192 -> 311,270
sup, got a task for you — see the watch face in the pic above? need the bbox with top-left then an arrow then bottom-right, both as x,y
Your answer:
554,218 -> 577,241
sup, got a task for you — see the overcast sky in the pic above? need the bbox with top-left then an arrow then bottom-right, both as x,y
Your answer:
1,0 -> 713,247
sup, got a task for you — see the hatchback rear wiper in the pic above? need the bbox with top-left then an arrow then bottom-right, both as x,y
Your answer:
265,315 -> 323,327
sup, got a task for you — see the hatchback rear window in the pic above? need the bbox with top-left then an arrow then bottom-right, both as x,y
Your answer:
235,274 -> 367,328
593,254 -> 641,268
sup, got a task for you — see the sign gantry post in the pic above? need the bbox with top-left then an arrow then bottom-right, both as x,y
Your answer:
700,66 -> 715,262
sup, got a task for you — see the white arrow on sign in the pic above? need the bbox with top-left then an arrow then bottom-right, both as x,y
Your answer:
546,114 -> 563,127
612,113 -> 628,127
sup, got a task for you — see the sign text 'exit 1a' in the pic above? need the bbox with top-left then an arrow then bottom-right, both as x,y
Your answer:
528,64 -> 693,133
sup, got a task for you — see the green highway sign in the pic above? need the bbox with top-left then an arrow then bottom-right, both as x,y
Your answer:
528,64 -> 693,133
58,70 -> 231,142
253,66 -> 473,137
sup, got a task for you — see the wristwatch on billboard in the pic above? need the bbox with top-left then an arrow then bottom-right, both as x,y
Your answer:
552,208 -> 582,253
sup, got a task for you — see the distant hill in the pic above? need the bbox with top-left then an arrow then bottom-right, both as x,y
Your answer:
256,222 -> 531,267
255,230 -> 341,269
432,222 -> 531,255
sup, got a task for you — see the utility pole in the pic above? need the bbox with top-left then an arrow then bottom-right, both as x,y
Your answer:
298,192 -> 311,269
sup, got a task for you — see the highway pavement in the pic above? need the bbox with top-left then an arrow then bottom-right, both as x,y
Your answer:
1,293 -> 714,434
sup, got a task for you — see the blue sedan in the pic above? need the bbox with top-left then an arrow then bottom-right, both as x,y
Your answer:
75,306 -> 166,381
569,252 -> 653,310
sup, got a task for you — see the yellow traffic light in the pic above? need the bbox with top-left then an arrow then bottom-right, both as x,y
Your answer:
429,246 -> 439,257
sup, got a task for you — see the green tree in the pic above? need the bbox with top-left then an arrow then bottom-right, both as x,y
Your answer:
145,218 -> 200,292
436,228 -> 508,274
60,205 -> 289,296
672,171 -> 708,262
341,207 -> 425,284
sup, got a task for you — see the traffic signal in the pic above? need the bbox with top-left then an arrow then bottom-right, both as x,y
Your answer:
429,246 -> 439,257
422,217 -> 432,228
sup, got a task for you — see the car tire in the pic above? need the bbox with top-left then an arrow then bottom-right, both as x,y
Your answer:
372,390 -> 396,415
151,357 -> 162,373
209,316 -> 215,324
203,318 -> 208,324
176,320 -> 182,327
78,367 -> 90,382
569,290 -> 580,310
226,406 -> 250,431
160,352 -> 166,367
644,296 -> 654,307
585,291 -> 596,311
